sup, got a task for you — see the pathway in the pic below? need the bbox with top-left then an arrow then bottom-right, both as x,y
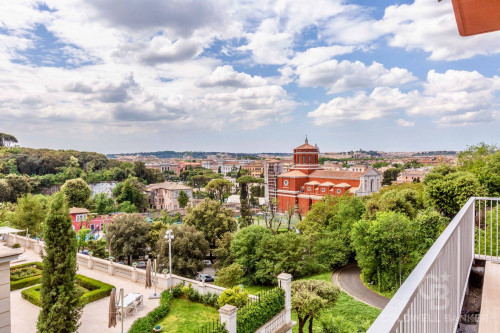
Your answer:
332,263 -> 389,310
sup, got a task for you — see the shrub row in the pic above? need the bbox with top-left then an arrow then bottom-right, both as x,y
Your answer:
20,274 -> 115,307
181,283 -> 219,308
75,274 -> 114,306
128,290 -> 173,333
10,262 -> 44,291
236,288 -> 285,333
21,285 -> 42,306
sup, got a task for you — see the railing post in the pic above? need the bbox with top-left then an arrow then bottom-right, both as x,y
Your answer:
278,273 -> 292,326
219,304 -> 237,333
87,255 -> 94,269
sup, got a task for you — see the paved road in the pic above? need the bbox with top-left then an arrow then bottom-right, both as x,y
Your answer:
333,263 -> 389,310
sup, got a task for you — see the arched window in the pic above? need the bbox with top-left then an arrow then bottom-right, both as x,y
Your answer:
309,155 -> 311,164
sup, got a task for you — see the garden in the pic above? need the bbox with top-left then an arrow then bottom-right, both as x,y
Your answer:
10,262 -> 114,307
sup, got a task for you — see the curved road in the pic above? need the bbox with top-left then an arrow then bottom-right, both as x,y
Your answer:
332,263 -> 389,310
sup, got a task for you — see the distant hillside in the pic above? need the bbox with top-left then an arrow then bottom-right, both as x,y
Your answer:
108,151 -> 290,159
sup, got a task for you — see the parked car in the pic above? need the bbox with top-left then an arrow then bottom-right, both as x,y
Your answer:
199,274 -> 214,282
135,261 -> 147,269
202,260 -> 212,267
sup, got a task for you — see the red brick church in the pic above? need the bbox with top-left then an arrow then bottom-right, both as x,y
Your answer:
276,138 -> 381,214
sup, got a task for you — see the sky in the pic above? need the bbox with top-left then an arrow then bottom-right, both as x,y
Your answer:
1,0 -> 500,154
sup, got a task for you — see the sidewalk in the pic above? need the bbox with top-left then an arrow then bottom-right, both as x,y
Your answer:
9,246 -> 162,333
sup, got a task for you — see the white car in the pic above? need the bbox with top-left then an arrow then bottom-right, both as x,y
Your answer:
202,260 -> 212,267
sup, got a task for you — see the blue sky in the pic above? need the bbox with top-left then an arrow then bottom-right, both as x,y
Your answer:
1,0 -> 500,154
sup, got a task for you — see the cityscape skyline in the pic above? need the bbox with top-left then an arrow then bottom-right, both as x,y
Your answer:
2,0 -> 500,153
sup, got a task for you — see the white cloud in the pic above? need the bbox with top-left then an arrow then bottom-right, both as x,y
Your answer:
308,70 -> 500,127
308,87 -> 418,124
197,65 -> 268,88
240,18 -> 294,65
378,0 -> 500,61
296,60 -> 416,94
397,119 -> 415,127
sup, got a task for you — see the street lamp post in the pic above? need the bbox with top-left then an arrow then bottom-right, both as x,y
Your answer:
164,230 -> 174,289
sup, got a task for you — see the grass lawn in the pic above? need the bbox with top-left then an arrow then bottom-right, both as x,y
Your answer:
156,297 -> 219,332
291,272 -> 381,332
241,284 -> 274,295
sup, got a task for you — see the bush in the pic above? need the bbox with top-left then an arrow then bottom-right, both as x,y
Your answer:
20,274 -> 114,306
10,262 -> 43,290
128,290 -> 173,333
236,288 -> 285,333
217,286 -> 249,309
12,243 -> 21,248
171,283 -> 182,298
214,263 -> 243,288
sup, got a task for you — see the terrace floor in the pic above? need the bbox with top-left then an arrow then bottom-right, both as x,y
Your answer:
478,261 -> 500,333
6,244 -> 163,333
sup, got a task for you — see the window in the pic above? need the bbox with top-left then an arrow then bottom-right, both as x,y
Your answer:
322,188 -> 325,193
309,155 -> 311,164
76,214 -> 87,222
284,180 -> 289,186
307,187 -> 311,191
337,189 -> 341,194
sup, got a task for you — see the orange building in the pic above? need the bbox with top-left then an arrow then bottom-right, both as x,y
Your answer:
276,139 -> 381,214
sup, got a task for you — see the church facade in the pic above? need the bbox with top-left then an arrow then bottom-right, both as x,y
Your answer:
276,139 -> 382,214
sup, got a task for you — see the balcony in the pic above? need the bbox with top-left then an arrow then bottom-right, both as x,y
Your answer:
367,197 -> 500,333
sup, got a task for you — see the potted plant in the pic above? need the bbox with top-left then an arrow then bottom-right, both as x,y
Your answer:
449,0 -> 500,36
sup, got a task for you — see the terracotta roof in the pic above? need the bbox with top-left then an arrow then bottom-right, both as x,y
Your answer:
335,182 -> 352,188
69,207 -> 89,214
295,143 -> 318,150
145,182 -> 192,191
309,169 -> 364,180
320,181 -> 335,186
304,181 -> 320,185
277,170 -> 307,178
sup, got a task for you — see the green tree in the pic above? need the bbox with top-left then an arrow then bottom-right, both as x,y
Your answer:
255,232 -> 310,284
37,193 -> 82,332
117,201 -> 138,213
61,178 -> 91,207
213,232 -> 234,269
76,228 -> 90,253
237,176 -> 264,227
177,190 -> 189,208
351,211 -> 418,293
0,133 -> 18,148
183,199 -> 237,251
231,225 -> 271,284
217,286 -> 249,308
107,214 -> 150,264
157,224 -> 209,279
87,239 -> 107,258
424,170 -> 483,217
0,179 -> 12,203
11,194 -> 49,236
90,193 -> 116,215
382,168 -> 401,186
205,178 -> 233,203
113,177 -> 148,211
214,263 -> 244,288
291,280 -> 340,333
5,174 -> 30,202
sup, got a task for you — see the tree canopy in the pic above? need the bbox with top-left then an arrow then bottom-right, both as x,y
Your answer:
107,213 -> 150,264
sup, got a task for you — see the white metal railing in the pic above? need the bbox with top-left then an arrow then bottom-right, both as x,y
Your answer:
368,197 -> 500,333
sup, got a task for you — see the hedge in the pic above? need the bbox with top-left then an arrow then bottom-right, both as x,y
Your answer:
236,288 -> 285,333
128,290 -> 173,333
10,262 -> 44,291
21,274 -> 114,307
